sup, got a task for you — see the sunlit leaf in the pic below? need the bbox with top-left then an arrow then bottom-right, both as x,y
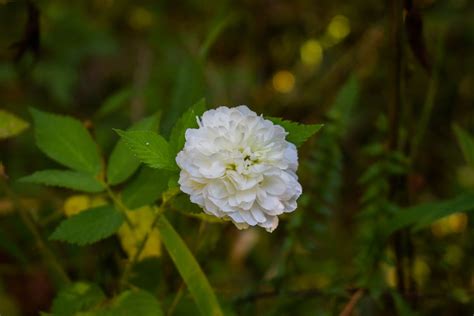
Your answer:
118,206 -> 161,261
0,110 -> 29,140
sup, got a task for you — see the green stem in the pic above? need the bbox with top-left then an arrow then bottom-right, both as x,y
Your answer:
103,183 -> 134,228
0,177 -> 71,286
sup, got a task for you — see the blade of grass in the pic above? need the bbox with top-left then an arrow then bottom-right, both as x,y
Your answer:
156,215 -> 223,316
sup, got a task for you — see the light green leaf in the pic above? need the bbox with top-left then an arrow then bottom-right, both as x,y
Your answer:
101,290 -> 163,316
385,193 -> 474,235
0,110 -> 29,140
94,88 -> 132,119
107,113 -> 161,185
50,205 -> 124,246
51,282 -> 105,316
19,170 -> 104,193
156,215 -> 223,316
169,98 -> 206,154
114,129 -> 176,171
122,167 -> 170,209
453,124 -> 474,167
267,117 -> 323,147
30,108 -> 102,175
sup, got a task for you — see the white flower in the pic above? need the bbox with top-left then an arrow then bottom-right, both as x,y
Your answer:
176,106 -> 302,232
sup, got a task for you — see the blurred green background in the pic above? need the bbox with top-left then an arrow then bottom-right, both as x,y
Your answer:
1,0 -> 474,315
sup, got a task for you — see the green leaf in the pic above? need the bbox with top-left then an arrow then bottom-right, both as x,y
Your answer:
50,205 -> 124,246
391,291 -> 418,316
30,108 -> 102,175
19,170 -> 104,193
95,88 -> 132,119
156,215 -> 223,316
101,290 -> 163,316
267,117 -> 323,147
328,75 -> 359,126
122,167 -> 170,209
0,110 -> 29,140
107,114 -> 161,185
169,98 -> 206,154
51,282 -> 105,316
199,14 -> 238,59
385,193 -> 474,235
453,124 -> 474,167
114,129 -> 176,171
161,58 -> 205,136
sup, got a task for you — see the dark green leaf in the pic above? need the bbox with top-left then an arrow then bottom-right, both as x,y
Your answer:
156,215 -> 223,316
169,98 -> 206,154
107,113 -> 161,185
114,129 -> 176,171
30,108 -> 102,175
122,167 -> 170,209
19,169 -> 104,193
51,282 -> 105,316
385,193 -> 474,235
267,117 -> 323,147
50,205 -> 124,245
0,110 -> 29,139
95,88 -> 132,119
161,59 -> 205,136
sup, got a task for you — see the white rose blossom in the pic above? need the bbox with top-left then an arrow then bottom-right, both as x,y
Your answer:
176,106 -> 302,232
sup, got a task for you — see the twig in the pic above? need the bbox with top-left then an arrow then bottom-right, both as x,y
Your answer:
339,289 -> 365,316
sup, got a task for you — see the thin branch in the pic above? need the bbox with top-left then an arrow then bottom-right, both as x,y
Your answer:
339,289 -> 365,316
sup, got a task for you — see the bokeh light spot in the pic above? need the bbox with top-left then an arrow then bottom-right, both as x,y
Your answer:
300,39 -> 323,67
272,70 -> 295,93
129,7 -> 154,31
328,15 -> 350,40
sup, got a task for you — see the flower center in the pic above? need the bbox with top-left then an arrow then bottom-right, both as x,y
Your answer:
225,146 -> 262,174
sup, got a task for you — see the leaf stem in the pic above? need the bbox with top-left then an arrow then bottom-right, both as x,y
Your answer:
103,182 -> 134,228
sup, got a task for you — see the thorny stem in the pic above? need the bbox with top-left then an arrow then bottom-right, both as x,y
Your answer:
0,173 -> 70,285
